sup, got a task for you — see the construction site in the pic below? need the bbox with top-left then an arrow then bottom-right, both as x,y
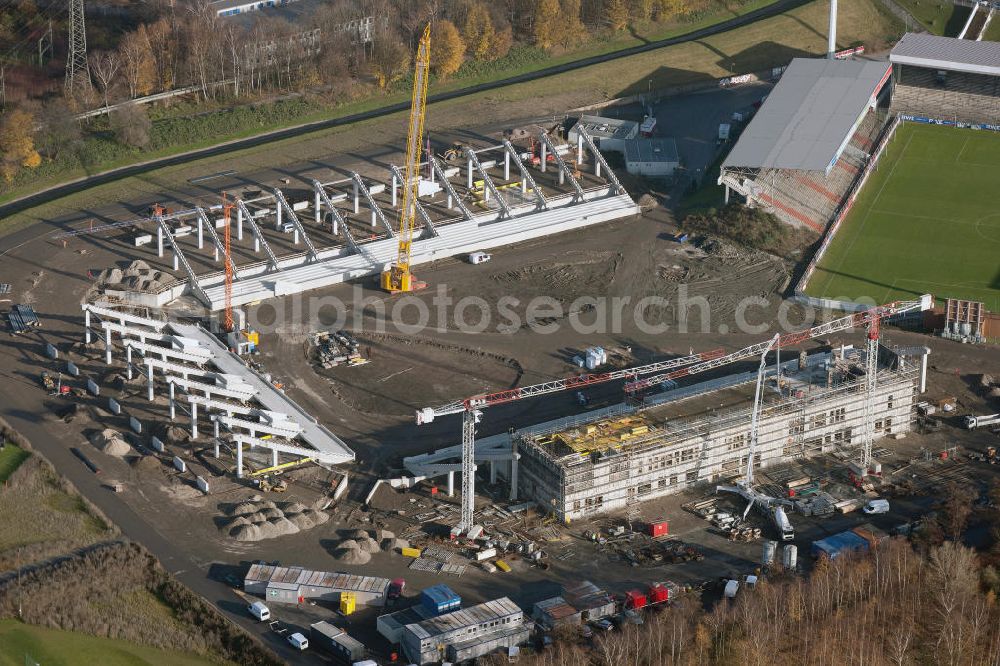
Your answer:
4,15 -> 1000,666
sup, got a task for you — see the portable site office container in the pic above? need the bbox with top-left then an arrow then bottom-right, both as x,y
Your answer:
420,584 -> 461,616
309,621 -> 366,662
377,606 -> 429,645
532,596 -> 582,629
562,580 -> 616,621
247,564 -> 391,606
401,597 -> 525,665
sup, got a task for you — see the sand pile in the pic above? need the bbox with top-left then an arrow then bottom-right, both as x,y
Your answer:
333,540 -> 371,565
220,498 -> 327,541
358,537 -> 381,554
90,429 -> 130,456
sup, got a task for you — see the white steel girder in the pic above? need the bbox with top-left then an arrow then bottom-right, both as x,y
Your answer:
430,156 -> 474,220
236,199 -> 281,270
502,139 -> 547,209
350,173 -> 396,237
196,207 -> 241,279
157,217 -> 212,306
274,188 -> 319,260
577,126 -> 625,195
389,164 -> 438,238
464,147 -> 512,219
537,132 -> 585,201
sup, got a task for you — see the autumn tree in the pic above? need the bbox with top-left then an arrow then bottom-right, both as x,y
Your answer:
606,0 -> 630,31
631,0 -> 655,21
656,0 -> 686,21
431,20 -> 465,79
370,36 -> 410,89
36,98 -> 81,160
119,25 -> 157,98
0,109 -> 41,182
462,3 -> 495,61
532,0 -> 560,50
559,0 -> 586,48
941,482 -> 974,542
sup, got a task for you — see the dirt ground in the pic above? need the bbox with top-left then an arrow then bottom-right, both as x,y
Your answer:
2,85 -> 999,663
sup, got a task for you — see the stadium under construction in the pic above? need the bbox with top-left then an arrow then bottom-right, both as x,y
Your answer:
515,344 -> 926,522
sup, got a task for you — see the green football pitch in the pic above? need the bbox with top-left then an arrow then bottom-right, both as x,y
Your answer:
805,122 -> 1000,311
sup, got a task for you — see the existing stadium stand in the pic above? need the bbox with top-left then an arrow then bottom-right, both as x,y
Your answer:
719,58 -> 891,233
889,33 -> 1000,125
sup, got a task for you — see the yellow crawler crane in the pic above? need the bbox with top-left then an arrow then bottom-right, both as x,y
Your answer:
382,24 -> 431,293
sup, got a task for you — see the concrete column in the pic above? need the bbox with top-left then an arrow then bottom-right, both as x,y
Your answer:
331,215 -> 337,235
105,327 -> 112,365
558,164 -> 565,185
827,0 -> 837,59
314,190 -> 321,223
197,216 -> 204,249
521,178 -> 527,194
214,439 -> 220,458
172,252 -> 179,271
214,418 -> 220,438
391,173 -> 398,207
447,471 -> 455,497
490,460 -> 497,484
725,184 -> 730,204
169,382 -> 176,420
467,158 -> 474,189
125,345 -> 133,380
371,207 -> 376,228
236,441 -> 243,478
157,226 -> 163,257
293,228 -> 299,245
504,151 -> 510,180
237,206 -> 244,240
353,181 -> 360,214
253,234 -> 260,253
275,200 -> 282,230
595,159 -> 601,178
84,308 -> 91,344
509,440 -> 519,501
271,449 -> 279,467
190,400 -> 198,440
577,134 -> 584,163
541,142 -> 547,173
446,192 -> 453,210
147,363 -> 154,401
920,349 -> 930,393
213,245 -> 219,262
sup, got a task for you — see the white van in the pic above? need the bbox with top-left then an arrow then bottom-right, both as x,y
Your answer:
863,499 -> 890,514
248,601 -> 270,621
468,251 -> 491,265
288,632 -> 309,650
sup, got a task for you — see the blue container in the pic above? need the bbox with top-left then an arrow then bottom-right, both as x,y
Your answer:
811,531 -> 869,560
420,584 -> 461,616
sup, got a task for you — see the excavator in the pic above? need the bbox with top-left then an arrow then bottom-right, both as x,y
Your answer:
381,24 -> 431,294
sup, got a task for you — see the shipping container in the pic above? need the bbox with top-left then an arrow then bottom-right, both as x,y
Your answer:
647,520 -> 669,538
400,547 -> 422,558
340,592 -> 356,615
624,590 -> 647,610
474,547 -> 497,561
647,584 -> 669,605
420,584 -> 461,616
495,559 -> 512,572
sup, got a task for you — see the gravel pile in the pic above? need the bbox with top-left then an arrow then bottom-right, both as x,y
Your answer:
220,498 -> 327,541
89,429 -> 130,457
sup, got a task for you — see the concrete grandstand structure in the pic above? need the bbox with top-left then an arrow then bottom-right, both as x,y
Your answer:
99,128 -> 638,312
719,58 -> 893,232
889,33 -> 1000,125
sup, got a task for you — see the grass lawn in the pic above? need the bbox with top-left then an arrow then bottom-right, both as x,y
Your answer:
0,620 -> 226,666
893,0 -> 971,35
805,123 -> 1000,310
0,444 -> 29,483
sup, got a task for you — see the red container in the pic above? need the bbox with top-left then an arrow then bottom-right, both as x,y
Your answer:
648,520 -> 669,538
648,584 -> 669,604
624,590 -> 647,610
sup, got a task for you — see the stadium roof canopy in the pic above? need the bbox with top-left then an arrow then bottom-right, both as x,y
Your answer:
889,33 -> 1000,78
722,58 -> 891,173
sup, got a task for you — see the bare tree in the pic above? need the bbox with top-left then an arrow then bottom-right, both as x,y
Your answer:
88,51 -> 121,111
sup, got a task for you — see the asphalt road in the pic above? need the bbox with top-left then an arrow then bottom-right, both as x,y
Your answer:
0,0 -> 811,221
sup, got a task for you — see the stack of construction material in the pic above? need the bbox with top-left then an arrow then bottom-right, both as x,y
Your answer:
793,492 -> 836,517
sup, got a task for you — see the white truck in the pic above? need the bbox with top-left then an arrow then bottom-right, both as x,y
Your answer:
468,251 -> 492,265
248,601 -> 270,621
965,413 -> 1000,430
771,506 -> 794,541
863,499 -> 890,514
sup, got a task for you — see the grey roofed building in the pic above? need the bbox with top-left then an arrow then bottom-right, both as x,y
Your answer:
624,138 -> 680,177
722,58 -> 891,173
890,33 -> 1000,78
401,597 -> 527,665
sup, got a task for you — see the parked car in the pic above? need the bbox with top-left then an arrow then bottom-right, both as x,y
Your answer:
288,632 -> 309,650
592,618 -> 614,632
388,578 -> 406,601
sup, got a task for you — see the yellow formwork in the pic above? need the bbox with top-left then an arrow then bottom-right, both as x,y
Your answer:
553,415 -> 656,455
